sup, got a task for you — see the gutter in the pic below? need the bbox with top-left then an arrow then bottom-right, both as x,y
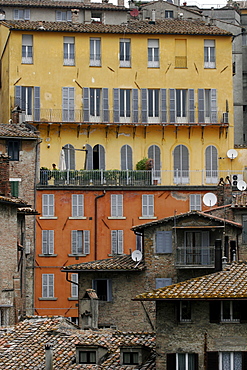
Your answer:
94,191 -> 106,260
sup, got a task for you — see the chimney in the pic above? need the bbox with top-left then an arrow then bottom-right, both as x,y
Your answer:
71,9 -> 79,23
0,155 -> 11,197
215,239 -> 222,272
45,344 -> 53,370
80,289 -> 99,329
12,106 -> 22,124
152,9 -> 155,22
118,0 -> 124,6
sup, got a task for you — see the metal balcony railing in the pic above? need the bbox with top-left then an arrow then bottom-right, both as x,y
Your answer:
176,246 -> 215,267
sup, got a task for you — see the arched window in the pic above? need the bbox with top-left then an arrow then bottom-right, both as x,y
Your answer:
148,145 -> 161,181
205,145 -> 218,183
85,144 -> 105,170
63,144 -> 75,170
120,145 -> 132,170
174,145 -> 189,184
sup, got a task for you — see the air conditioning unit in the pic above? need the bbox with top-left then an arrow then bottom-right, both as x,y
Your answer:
231,174 -> 243,187
223,112 -> 229,124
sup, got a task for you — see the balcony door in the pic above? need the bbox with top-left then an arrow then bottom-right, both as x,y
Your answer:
173,145 -> 189,184
185,231 -> 210,265
148,145 -> 161,182
205,145 -> 218,184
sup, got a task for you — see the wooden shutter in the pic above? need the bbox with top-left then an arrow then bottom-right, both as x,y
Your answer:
83,230 -> 90,254
102,88 -> 109,122
111,230 -> 118,254
209,301 -> 220,323
10,181 -> 19,197
188,89 -> 194,123
24,9 -> 30,19
86,144 -> 93,170
113,88 -> 120,123
42,274 -> 48,297
206,352 -> 218,369
71,230 -> 78,254
62,87 -> 74,121
167,354 -> 176,370
141,89 -> 148,123
198,88 -> 205,123
201,231 -> 210,265
190,194 -> 201,211
48,230 -> 54,254
121,145 -> 132,170
211,89 -> 217,123
71,273 -> 78,297
42,194 -> 48,216
72,194 -> 84,217
34,87 -> 40,121
161,88 -> 167,123
142,194 -> 154,217
132,88 -> 138,123
15,86 -> 21,107
156,231 -> 172,253
169,89 -> 176,123
42,230 -> 48,254
48,274 -> 54,297
155,278 -> 172,289
83,87 -> 89,121
111,194 -> 123,217
111,195 -> 117,217
98,144 -> 105,170
148,145 -> 161,174
118,230 -> 124,254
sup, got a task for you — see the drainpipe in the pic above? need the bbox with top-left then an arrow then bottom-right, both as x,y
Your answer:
94,191 -> 106,260
45,344 -> 53,370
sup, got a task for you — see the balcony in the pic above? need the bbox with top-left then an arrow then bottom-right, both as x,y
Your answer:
176,246 -> 215,268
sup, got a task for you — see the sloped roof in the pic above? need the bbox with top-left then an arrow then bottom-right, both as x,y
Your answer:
134,262 -> 247,301
132,210 -> 242,231
0,123 -> 39,139
0,195 -> 28,207
232,191 -> 247,208
62,254 -> 146,272
0,0 -> 126,11
0,316 -> 155,369
0,18 -> 232,35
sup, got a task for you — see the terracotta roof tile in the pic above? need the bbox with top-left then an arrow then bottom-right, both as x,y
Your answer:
0,0 -> 126,10
232,191 -> 247,208
0,18 -> 232,35
0,123 -> 39,138
134,262 -> 247,301
0,195 -> 28,206
0,316 -> 155,369
62,254 -> 146,271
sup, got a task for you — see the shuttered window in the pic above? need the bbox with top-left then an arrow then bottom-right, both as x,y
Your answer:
63,37 -> 75,66
90,38 -> 101,66
63,144 -> 75,170
120,145 -> 132,170
15,86 -> 40,121
120,38 -> 131,67
62,87 -> 74,122
111,194 -> 123,217
205,145 -> 218,183
148,39 -> 159,67
111,230 -> 124,254
148,145 -> 161,179
42,230 -> 54,254
85,144 -> 93,170
142,194 -> 154,217
167,353 -> 198,370
93,144 -> 105,170
42,274 -> 54,298
22,34 -> 33,64
204,39 -> 215,68
93,279 -> 112,301
189,194 -> 201,211
71,230 -> 90,255
14,9 -> 30,20
71,273 -> 78,298
72,194 -> 84,217
42,194 -> 54,217
174,144 -> 189,184
56,10 -> 72,21
10,180 -> 19,197
8,140 -> 20,161
156,231 -> 172,253
198,89 -> 217,123
155,278 -> 172,289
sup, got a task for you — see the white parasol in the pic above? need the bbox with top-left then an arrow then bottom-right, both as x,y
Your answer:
59,149 -> 66,170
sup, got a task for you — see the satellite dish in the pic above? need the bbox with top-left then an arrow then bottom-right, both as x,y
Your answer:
131,250 -> 142,262
130,8 -> 139,17
203,192 -> 217,207
237,180 -> 247,191
227,149 -> 238,160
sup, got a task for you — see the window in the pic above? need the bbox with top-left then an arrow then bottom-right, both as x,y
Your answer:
170,89 -> 194,123
91,12 -> 102,22
120,144 -> 132,170
64,37 -> 75,66
156,231 -> 172,254
142,194 -> 154,217
179,231 -> 211,266
123,352 -> 139,365
62,87 -> 74,121
175,39 -> 187,68
90,38 -> 101,66
174,144 -> 189,184
8,140 -> 20,161
167,353 -> 198,370
63,144 -> 75,170
56,10 -> 71,21
79,350 -> 96,364
204,39 -> 215,68
71,273 -> 78,298
72,194 -> 84,217
198,89 -> 217,123
148,39 -> 159,67
111,194 -> 123,217
165,10 -> 173,18
148,145 -> 161,181
93,279 -> 112,301
179,301 -> 191,322
42,194 -> 54,217
71,230 -> 90,255
155,278 -> 172,289
0,308 -> 10,326
42,274 -> 54,298
136,234 -> 143,251
113,89 -> 132,123
141,89 -> 161,123
205,145 -> 218,183
220,352 -> 242,370
85,144 -> 105,170
15,86 -> 40,121
111,230 -> 123,255
14,9 -> 30,20
189,194 -> 201,211
22,35 -> 33,64
10,180 -> 19,197
221,301 -> 240,322
83,88 -> 109,122
120,38 -> 131,67
42,230 -> 54,255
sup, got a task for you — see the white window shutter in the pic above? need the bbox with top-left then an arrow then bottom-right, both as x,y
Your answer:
42,230 -> 48,254
42,194 -> 48,216
48,194 -> 54,216
111,230 -> 118,254
49,230 -> 54,254
142,194 -> 148,216
71,274 -> 78,297
118,230 -> 124,254
117,194 -> 123,217
84,230 -> 90,254
42,274 -> 48,297
71,230 -> 77,254
148,194 -> 154,216
111,194 -> 117,217
48,274 -> 54,297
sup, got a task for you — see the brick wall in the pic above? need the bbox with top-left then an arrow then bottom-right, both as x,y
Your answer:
0,154 -> 11,196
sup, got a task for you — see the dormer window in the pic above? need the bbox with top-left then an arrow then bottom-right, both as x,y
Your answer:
91,12 -> 102,22
14,9 -> 30,20
79,350 -> 96,364
56,10 -> 72,21
120,346 -> 151,366
76,345 -> 108,365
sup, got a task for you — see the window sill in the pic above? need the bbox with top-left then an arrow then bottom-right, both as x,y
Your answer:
68,297 -> 78,301
107,216 -> 126,220
39,297 -> 58,301
68,217 -> 87,220
38,254 -> 57,257
139,216 -> 157,220
39,217 -> 58,220
68,254 -> 87,257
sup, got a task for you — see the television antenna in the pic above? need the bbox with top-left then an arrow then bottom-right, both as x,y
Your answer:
131,250 -> 142,262
237,180 -> 247,191
203,192 -> 217,207
227,149 -> 238,160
